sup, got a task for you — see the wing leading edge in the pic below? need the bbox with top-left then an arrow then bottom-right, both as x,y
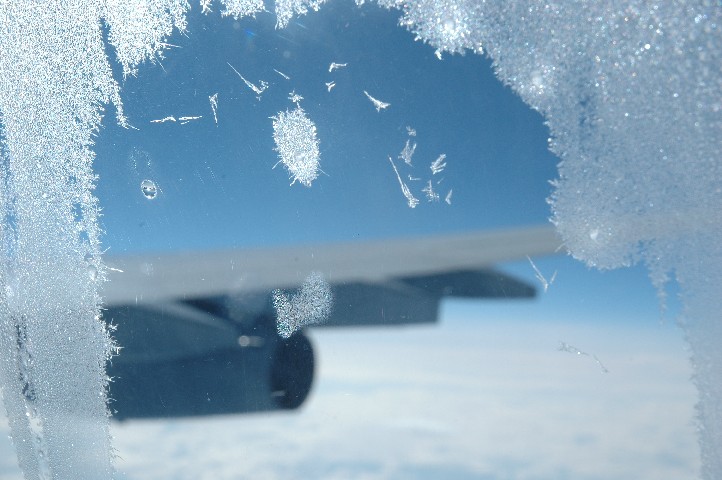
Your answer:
103,224 -> 562,307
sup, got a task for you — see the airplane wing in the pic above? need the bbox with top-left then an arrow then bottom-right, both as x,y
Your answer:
103,224 -> 563,420
103,224 -> 561,307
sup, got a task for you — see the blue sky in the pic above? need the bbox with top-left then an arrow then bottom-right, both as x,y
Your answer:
90,0 -> 673,327
94,1 -> 557,253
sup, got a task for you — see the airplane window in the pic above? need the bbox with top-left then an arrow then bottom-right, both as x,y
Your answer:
0,1 -> 717,479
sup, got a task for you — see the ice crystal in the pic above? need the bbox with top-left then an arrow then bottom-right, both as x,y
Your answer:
399,138 -> 416,166
444,189 -> 453,205
151,114 -> 201,124
273,272 -> 333,338
325,81 -> 336,92
328,62 -> 348,72
558,342 -> 608,374
388,156 -> 419,208
430,153 -> 446,174
151,115 -> 177,123
422,180 -> 439,202
179,115 -> 202,124
209,93 -> 219,125
272,105 -> 321,187
228,62 -> 269,98
363,90 -> 391,112
274,69 -> 291,80
526,255 -> 556,293
288,90 -> 304,104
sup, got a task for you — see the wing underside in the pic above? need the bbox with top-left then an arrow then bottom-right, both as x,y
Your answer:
104,225 -> 562,420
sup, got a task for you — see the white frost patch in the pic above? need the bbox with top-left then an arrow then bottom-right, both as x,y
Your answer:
218,0 -> 266,19
0,0 -> 189,476
363,90 -> 390,112
272,272 -> 333,338
386,0 -> 485,57
271,105 -> 322,187
103,0 -> 190,78
377,1 -> 720,476
275,0 -> 329,29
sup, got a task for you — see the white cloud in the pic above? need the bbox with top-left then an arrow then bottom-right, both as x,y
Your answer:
0,314 -> 698,479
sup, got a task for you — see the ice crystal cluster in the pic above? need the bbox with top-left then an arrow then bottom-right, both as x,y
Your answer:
275,0 -> 328,28
374,1 -> 720,477
388,131 -> 450,208
0,0 -> 189,478
272,106 -> 322,187
215,0 -> 265,19
202,0 -> 325,27
272,272 -> 333,338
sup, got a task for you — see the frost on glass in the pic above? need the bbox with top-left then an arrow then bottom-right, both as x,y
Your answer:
389,132 -> 450,208
430,153 -> 446,175
209,93 -> 219,125
271,103 -> 322,187
399,139 -> 416,166
103,0 -> 190,78
387,156 -> 419,208
363,90 -> 391,112
558,342 -> 609,374
272,272 -> 333,338
218,0 -> 266,19
0,0 -> 187,478
275,0 -> 328,29
228,62 -> 269,99
1,0 -> 718,478
376,1 -> 720,477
